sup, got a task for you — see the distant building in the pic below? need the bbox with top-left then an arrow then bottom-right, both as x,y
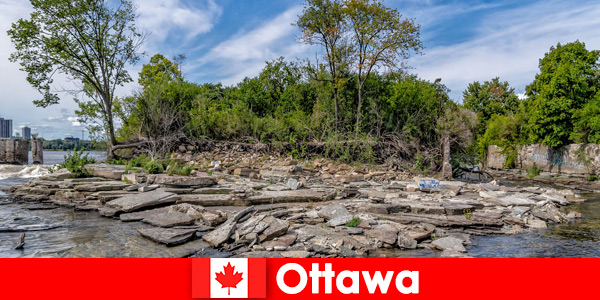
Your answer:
22,126 -> 31,140
64,137 -> 80,143
0,118 -> 12,138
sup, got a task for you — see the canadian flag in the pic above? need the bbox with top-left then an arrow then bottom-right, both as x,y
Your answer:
192,258 -> 266,299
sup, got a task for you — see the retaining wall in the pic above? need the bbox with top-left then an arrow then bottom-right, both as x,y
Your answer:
486,143 -> 600,174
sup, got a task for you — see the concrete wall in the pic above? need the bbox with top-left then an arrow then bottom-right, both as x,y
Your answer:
487,143 -> 600,174
0,138 -> 29,165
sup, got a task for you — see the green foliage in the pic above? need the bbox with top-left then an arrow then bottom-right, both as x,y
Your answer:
60,149 -> 96,178
527,163 -> 542,178
478,115 -> 521,168
526,41 -> 600,148
345,217 -> 361,227
106,157 -> 126,165
144,160 -> 164,175
463,209 -> 473,220
167,163 -> 193,176
127,154 -> 151,168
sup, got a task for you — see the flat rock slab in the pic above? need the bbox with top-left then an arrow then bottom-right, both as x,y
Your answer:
148,175 -> 217,188
106,190 -> 180,213
431,237 -> 467,253
142,211 -> 195,228
120,207 -> 170,222
178,194 -> 233,206
25,204 -> 58,210
365,224 -> 399,245
85,164 -> 126,180
246,190 -> 335,205
138,227 -> 197,246
484,195 -> 537,206
318,204 -> 351,220
74,182 -> 130,192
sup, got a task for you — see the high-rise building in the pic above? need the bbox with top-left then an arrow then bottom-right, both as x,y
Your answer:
0,118 -> 13,138
22,126 -> 31,140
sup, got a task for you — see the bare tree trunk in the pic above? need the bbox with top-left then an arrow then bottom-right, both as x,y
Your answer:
355,83 -> 363,134
333,85 -> 339,133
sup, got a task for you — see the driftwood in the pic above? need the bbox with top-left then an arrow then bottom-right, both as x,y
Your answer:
14,233 -> 25,250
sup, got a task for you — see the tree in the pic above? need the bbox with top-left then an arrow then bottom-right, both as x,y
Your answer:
344,0 -> 422,133
8,0 -> 145,157
463,77 -> 520,136
296,0 -> 348,132
526,41 -> 600,148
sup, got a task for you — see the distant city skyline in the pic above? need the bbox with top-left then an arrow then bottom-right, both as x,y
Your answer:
1,0 -> 600,139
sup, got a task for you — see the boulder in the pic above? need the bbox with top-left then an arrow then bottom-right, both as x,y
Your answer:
85,164 -> 126,180
201,210 -> 228,226
431,237 -> 466,253
262,234 -> 297,250
397,235 -> 418,249
365,224 -> 398,245
106,190 -> 180,213
258,217 -> 290,242
318,204 -> 351,220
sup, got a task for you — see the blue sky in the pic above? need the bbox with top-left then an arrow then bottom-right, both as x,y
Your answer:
1,0 -> 599,139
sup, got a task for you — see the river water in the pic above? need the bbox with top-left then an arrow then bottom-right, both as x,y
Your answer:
1,152 -> 599,257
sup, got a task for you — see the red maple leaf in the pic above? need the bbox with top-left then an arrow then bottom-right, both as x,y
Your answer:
215,262 -> 244,295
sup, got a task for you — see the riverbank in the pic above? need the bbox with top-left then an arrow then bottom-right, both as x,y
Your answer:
1,153 -> 593,258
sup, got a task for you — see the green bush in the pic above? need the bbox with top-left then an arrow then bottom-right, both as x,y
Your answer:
127,154 -> 150,168
60,149 -> 96,178
167,163 -> 193,176
144,160 -> 164,174
345,217 -> 361,227
527,163 -> 542,178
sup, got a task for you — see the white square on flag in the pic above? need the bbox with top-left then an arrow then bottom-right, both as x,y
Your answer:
210,259 -> 248,298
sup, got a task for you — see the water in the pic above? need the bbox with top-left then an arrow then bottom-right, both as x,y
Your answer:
468,195 -> 600,257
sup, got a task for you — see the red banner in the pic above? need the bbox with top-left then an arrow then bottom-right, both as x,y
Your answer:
0,258 -> 596,299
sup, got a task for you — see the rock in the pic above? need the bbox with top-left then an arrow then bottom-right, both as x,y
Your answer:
262,234 -> 297,250
281,251 -> 311,258
335,174 -> 365,184
106,190 -> 180,213
148,175 -> 217,188
286,178 -> 302,190
397,235 -> 417,249
14,233 -> 25,250
233,168 -> 254,177
39,169 -> 73,181
139,184 -> 159,192
201,210 -> 228,226
138,227 -> 197,246
431,237 -> 466,253
168,203 -> 205,219
119,207 -> 170,222
202,206 -> 255,247
410,204 -> 446,215
540,193 -> 569,205
258,216 -> 290,242
512,206 -> 531,215
480,183 -> 501,191
339,246 -> 357,257
237,215 -> 269,236
142,211 -> 195,228
122,172 -> 146,184
246,190 -> 334,205
484,195 -> 536,206
85,164 -> 127,180
444,204 -> 475,216
404,227 -> 432,241
74,181 -> 130,192
406,184 -> 419,192
98,207 -> 119,217
318,204 -> 351,220
567,211 -> 582,218
365,224 -> 398,245
234,251 -> 284,258
327,215 -> 353,227
527,218 -> 547,229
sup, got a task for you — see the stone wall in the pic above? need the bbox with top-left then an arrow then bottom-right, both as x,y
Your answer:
487,143 -> 600,174
0,138 -> 29,165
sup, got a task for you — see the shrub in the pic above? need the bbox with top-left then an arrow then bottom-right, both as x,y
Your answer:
60,149 -> 96,178
144,160 -> 164,174
345,217 -> 361,227
527,163 -> 542,178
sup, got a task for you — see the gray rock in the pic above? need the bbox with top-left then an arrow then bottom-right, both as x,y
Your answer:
397,235 -> 418,249
512,206 -> 531,215
281,251 -> 311,258
318,204 -> 351,220
138,227 -> 196,246
139,184 -> 159,192
431,237 -> 466,253
142,211 -> 195,228
106,190 -> 180,213
259,216 -> 289,242
86,164 -> 127,180
148,175 -> 217,188
201,210 -> 227,226
480,183 -> 501,191
327,215 -> 353,227
120,207 -> 170,222
286,178 -> 302,190
485,195 -> 536,206
527,218 -> 547,229
365,224 -> 398,245
202,206 -> 255,247
262,234 -> 297,250
74,181 -> 130,192
237,215 -> 268,236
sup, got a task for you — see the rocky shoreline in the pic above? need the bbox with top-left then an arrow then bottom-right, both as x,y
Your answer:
0,157 -> 591,258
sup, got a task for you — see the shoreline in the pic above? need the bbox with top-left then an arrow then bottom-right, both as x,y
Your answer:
1,155 -> 594,258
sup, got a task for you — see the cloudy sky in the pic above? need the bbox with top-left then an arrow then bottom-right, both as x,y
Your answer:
0,0 -> 599,139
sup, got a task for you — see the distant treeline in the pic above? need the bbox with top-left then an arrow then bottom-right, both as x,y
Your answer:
41,139 -> 107,151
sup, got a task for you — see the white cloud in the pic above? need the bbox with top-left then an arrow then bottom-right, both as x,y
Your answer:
195,6 -> 310,85
408,0 -> 600,101
135,0 -> 222,43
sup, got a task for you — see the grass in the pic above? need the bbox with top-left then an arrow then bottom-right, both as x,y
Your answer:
345,217 -> 361,227
527,163 -> 542,178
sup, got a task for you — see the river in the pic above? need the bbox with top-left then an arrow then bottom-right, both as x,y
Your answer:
1,152 -> 599,257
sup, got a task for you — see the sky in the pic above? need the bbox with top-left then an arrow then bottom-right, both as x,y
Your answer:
0,0 -> 599,139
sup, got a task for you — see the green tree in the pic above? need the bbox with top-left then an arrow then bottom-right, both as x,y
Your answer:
296,0 -> 348,132
572,94 -> 600,143
8,0 -> 145,157
526,41 -> 600,148
463,77 -> 520,136
344,0 -> 422,133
